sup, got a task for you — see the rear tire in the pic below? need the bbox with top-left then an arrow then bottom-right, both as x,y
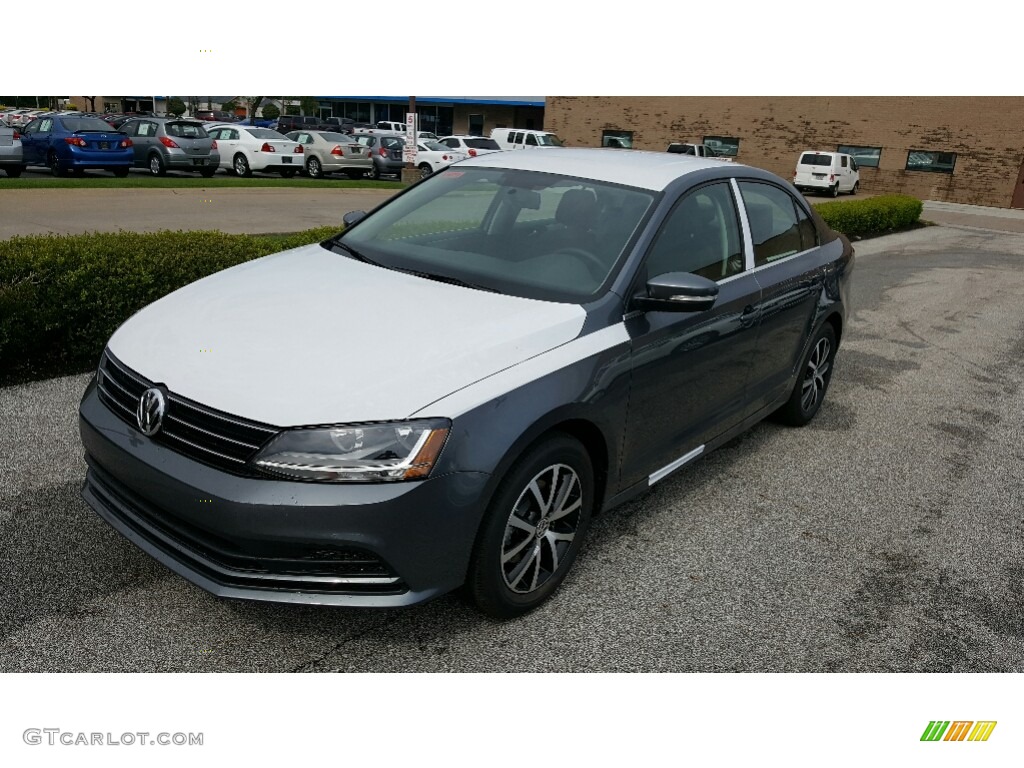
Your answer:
233,153 -> 251,177
774,323 -> 837,426
305,157 -> 323,178
344,169 -> 364,180
466,433 -> 594,619
829,182 -> 839,198
199,167 -> 216,178
48,151 -> 66,177
148,153 -> 166,176
419,162 -> 432,179
4,166 -> 24,178
112,167 -> 130,178
850,181 -> 859,195
280,168 -> 297,178
369,163 -> 381,180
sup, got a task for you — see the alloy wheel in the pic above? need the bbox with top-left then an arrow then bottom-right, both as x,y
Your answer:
307,157 -> 321,178
501,463 -> 583,594
801,337 -> 831,412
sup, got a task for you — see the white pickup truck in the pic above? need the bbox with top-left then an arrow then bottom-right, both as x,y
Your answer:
666,142 -> 733,160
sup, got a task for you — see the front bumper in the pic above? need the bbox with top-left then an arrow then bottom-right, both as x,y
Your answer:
78,380 -> 489,607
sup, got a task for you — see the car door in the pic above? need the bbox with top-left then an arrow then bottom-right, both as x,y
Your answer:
119,120 -> 142,164
620,180 -> 762,488
736,180 -> 824,412
19,118 -> 43,163
838,154 -> 851,190
215,128 -> 241,168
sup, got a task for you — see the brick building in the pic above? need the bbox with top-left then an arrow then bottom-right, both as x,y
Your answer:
545,97 -> 1024,208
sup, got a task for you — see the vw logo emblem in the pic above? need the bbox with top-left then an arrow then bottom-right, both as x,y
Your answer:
137,387 -> 167,436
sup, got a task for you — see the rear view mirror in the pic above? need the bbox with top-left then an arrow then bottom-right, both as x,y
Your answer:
504,188 -> 541,210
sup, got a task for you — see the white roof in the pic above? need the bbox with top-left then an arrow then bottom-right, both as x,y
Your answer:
460,148 -> 741,191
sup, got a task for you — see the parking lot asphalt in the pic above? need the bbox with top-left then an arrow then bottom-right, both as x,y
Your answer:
0,187 -> 397,238
1,222 -> 1023,672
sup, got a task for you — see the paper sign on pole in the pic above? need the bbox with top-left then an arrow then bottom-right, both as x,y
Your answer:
403,113 -> 418,163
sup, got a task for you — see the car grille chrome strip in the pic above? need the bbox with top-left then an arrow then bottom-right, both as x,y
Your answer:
97,350 -> 279,475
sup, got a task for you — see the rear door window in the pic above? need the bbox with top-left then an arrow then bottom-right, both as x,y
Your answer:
800,153 -> 833,166
738,181 -> 806,267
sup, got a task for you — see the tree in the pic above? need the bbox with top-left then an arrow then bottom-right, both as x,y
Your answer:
240,97 -> 265,119
261,103 -> 280,121
221,99 -> 238,113
299,96 -> 318,116
167,98 -> 186,117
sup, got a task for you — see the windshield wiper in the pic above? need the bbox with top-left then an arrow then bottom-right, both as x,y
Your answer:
331,240 -> 381,266
403,269 -> 498,293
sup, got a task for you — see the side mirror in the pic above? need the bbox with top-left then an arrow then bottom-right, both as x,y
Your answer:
343,210 -> 367,228
635,272 -> 719,313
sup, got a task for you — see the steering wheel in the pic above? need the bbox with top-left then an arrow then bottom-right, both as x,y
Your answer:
550,247 -> 606,281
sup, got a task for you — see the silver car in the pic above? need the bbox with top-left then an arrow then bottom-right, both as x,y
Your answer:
0,126 -> 24,177
285,130 -> 372,179
119,117 -> 220,177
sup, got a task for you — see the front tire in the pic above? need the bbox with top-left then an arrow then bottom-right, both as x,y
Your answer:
4,166 -> 24,178
775,323 -> 837,426
467,434 -> 594,619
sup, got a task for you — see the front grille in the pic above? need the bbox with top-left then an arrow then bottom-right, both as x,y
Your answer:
96,350 -> 279,475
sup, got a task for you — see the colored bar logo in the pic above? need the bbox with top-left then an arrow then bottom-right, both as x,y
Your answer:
921,721 -> 997,742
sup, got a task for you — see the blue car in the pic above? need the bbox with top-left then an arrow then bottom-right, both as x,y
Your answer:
19,114 -> 134,176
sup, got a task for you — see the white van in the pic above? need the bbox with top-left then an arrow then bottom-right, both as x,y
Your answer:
490,128 -> 564,150
793,151 -> 860,197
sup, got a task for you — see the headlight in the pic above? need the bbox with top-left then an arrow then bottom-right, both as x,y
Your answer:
252,419 -> 450,483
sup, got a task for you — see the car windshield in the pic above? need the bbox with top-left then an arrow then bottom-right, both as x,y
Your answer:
536,134 -> 564,147
800,153 -> 833,166
330,167 -> 655,303
420,140 -> 447,151
465,138 -> 501,150
61,117 -> 115,132
166,121 -> 208,139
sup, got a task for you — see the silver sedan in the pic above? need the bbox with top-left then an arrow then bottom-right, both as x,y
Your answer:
286,130 -> 373,179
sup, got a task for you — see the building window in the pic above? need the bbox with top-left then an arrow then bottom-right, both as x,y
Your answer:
703,136 -> 740,157
906,150 -> 956,173
602,130 -> 634,149
468,114 -> 484,135
837,145 -> 881,168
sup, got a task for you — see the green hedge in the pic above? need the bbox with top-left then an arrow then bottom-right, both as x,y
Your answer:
812,194 -> 923,238
0,227 -> 339,385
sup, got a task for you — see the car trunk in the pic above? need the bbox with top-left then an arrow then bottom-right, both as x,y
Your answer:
796,153 -> 834,183
75,130 -> 127,151
166,122 -> 215,156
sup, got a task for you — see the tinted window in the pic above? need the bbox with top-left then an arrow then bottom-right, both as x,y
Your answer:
703,136 -> 740,157
800,153 -> 833,166
738,182 -> 804,267
525,133 -> 538,146
906,150 -> 956,173
646,182 -> 744,282
837,144 -> 881,168
794,200 -> 818,252
61,117 -> 114,132
319,132 -> 349,142
245,128 -> 288,140
841,155 -> 848,167
166,121 -> 208,139
465,138 -> 499,149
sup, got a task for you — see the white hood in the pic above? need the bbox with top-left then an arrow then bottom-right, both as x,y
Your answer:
108,243 -> 586,426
